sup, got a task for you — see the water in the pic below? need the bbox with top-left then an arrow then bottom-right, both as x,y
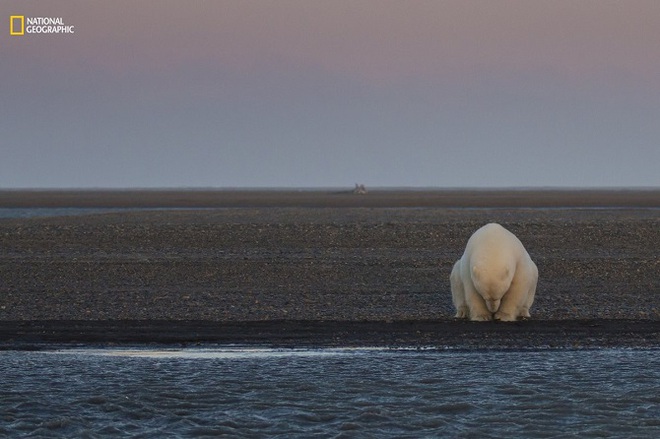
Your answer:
0,207 -> 197,219
1,348 -> 658,438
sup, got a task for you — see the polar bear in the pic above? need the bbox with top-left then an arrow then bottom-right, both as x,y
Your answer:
450,223 -> 538,321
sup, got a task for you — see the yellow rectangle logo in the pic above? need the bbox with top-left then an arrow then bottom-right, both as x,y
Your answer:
10,15 -> 24,36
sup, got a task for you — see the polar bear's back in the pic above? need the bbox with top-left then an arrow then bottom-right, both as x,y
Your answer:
462,223 -> 527,291
464,223 -> 525,260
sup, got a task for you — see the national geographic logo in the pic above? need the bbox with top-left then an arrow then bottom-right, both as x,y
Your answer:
10,15 -> 75,35
9,16 -> 24,35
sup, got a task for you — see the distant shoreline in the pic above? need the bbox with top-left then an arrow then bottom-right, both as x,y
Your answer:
1,188 -> 659,208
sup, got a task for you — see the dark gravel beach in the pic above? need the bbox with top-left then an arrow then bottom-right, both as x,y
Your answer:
1,189 -> 658,348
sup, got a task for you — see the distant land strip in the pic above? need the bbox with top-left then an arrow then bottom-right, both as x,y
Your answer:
1,189 -> 659,208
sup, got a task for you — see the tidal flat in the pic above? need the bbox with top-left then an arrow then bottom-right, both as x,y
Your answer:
0,189 -> 658,348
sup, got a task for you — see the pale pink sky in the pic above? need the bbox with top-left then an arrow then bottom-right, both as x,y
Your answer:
11,1 -> 660,83
2,0 -> 659,187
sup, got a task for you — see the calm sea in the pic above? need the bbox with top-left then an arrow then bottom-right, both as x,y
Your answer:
1,348 -> 658,438
0,208 -> 172,219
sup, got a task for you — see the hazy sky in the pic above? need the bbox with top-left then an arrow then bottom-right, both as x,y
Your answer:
2,0 -> 659,188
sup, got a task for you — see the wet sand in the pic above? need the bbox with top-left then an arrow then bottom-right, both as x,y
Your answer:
2,320 -> 658,350
1,189 -> 658,349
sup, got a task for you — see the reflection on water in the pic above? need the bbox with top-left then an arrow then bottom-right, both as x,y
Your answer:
57,346 -> 385,359
0,208 -> 122,219
0,207 -> 219,219
1,348 -> 659,437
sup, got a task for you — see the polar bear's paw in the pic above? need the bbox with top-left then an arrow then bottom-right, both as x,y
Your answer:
454,306 -> 469,319
470,313 -> 493,322
494,311 -> 517,322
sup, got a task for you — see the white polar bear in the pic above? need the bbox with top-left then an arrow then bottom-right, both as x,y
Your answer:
450,223 -> 538,321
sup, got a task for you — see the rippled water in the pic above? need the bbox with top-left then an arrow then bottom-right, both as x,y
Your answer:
0,207 -> 207,219
0,208 -> 121,219
1,348 -> 659,438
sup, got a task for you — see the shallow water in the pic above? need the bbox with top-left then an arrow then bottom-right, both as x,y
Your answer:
1,348 -> 658,438
0,208 -> 125,219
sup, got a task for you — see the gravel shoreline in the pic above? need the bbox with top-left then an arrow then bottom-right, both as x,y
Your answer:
1,190 -> 658,348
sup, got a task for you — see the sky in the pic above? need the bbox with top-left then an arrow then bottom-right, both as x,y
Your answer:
1,0 -> 659,188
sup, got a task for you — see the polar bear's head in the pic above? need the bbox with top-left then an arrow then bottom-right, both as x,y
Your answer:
484,298 -> 501,313
471,264 -> 513,313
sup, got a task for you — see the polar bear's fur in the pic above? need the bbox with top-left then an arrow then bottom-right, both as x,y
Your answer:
450,223 -> 538,321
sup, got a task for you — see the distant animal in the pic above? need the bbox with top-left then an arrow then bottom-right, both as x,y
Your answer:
450,223 -> 538,321
353,184 -> 367,194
